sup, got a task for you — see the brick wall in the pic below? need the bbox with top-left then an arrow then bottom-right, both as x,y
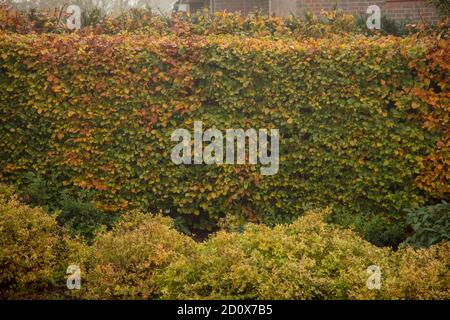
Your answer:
296,0 -> 441,23
271,0 -> 297,16
199,1 -> 441,23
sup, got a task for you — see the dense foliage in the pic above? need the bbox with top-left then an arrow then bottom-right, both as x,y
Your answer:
0,186 -> 448,300
0,3 -> 448,301
158,210 -> 449,300
404,201 -> 450,248
0,27 -> 448,244
0,185 -> 84,299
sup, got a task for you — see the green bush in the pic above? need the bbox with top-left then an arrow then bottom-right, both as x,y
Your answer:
403,201 -> 450,248
329,210 -> 408,248
16,173 -> 115,241
57,193 -> 117,241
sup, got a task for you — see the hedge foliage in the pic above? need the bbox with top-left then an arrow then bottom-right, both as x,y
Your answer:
0,30 -> 448,240
158,210 -> 449,300
0,185 -> 86,299
81,212 -> 196,299
0,187 -> 448,300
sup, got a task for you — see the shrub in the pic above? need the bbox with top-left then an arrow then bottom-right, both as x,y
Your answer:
159,209 -> 449,300
82,212 -> 195,299
329,210 -> 408,248
17,172 -> 62,212
57,193 -> 117,241
0,184 -> 84,299
0,183 -> 14,201
15,173 -> 115,241
403,201 -> 450,248
383,244 -> 449,299
0,189 -> 448,300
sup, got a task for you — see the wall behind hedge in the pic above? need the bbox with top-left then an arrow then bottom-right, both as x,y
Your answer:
0,31 -> 447,235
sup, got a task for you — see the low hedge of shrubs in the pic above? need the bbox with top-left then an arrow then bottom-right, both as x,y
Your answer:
0,186 -> 448,300
0,185 -> 85,299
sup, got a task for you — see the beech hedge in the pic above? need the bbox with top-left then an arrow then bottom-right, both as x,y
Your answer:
0,31 -> 448,236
